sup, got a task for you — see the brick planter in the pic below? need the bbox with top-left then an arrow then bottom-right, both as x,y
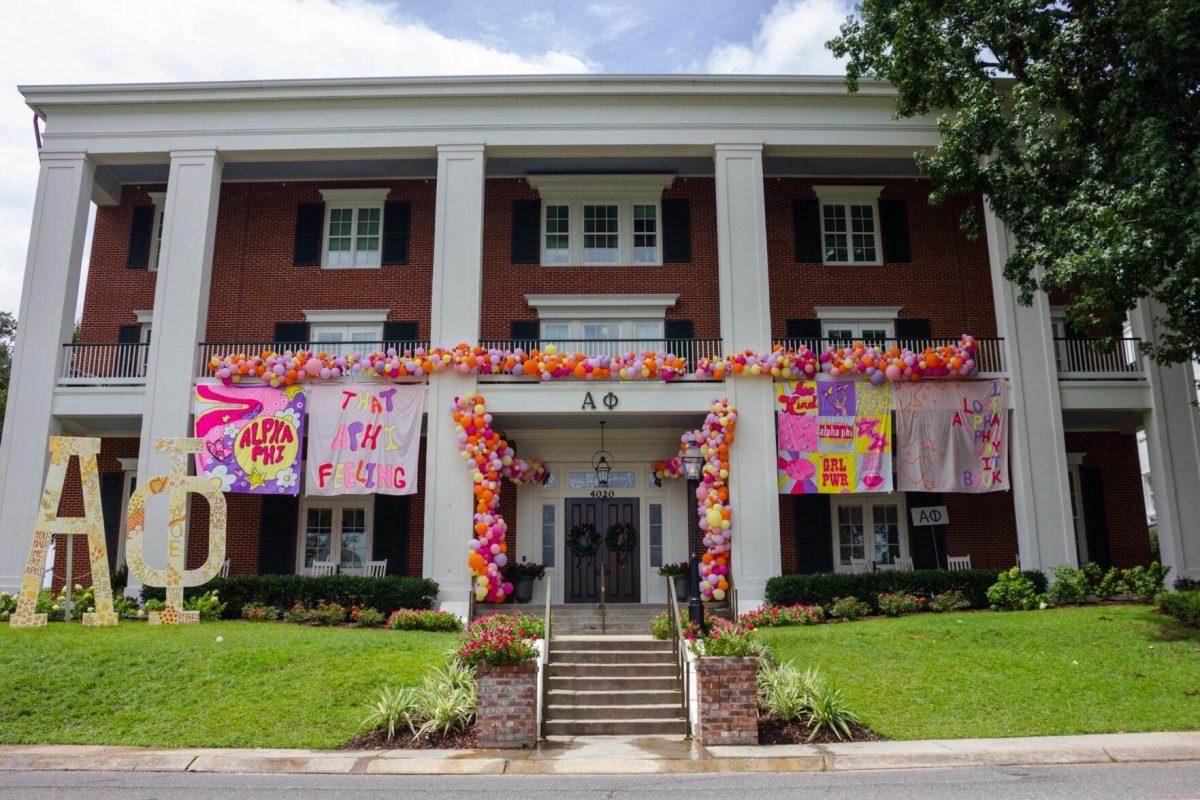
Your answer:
475,660 -> 539,749
695,657 -> 758,745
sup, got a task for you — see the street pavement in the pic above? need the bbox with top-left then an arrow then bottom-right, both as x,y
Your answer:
0,762 -> 1198,799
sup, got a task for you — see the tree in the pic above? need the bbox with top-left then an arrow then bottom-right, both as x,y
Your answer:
829,0 -> 1200,363
0,311 -> 14,437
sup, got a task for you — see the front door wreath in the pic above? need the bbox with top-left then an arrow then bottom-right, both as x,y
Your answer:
567,522 -> 601,559
605,522 -> 638,563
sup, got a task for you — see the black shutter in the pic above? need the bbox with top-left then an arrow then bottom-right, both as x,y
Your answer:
126,205 -> 154,269
293,202 -> 325,267
879,199 -> 911,263
373,495 -> 411,576
382,202 -> 411,265
792,198 -> 822,262
664,319 -> 695,363
1079,465 -> 1112,568
383,321 -> 419,349
274,322 -> 310,345
510,320 -> 540,347
785,318 -> 822,351
794,495 -> 833,573
906,492 -> 946,570
511,199 -> 541,264
259,495 -> 299,575
662,198 -> 692,263
100,473 -> 124,575
117,324 -> 141,344
896,318 -> 933,350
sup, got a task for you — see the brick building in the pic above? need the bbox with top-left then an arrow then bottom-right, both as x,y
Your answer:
3,75 -> 1196,611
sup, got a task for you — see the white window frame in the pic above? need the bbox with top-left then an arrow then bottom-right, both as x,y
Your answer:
1066,453 -> 1088,565
302,309 -> 389,348
318,188 -> 389,270
814,306 -> 900,344
526,294 -> 677,345
295,496 -> 374,574
830,494 -> 910,572
146,192 -> 166,272
814,185 -> 883,267
528,174 -> 672,268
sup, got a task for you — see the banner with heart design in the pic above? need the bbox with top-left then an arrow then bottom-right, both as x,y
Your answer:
194,384 -> 306,494
893,379 -> 1008,493
776,380 -> 893,494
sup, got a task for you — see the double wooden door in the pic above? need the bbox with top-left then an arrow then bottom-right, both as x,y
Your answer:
565,497 -> 640,603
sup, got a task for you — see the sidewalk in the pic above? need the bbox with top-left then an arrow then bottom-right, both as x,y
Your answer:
0,732 -> 1197,776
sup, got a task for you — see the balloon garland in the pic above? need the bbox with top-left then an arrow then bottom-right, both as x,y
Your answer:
451,393 -> 548,604
205,336 -> 981,386
653,400 -> 738,602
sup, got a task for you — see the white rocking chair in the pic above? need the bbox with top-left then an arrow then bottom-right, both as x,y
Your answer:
218,559 -> 231,578
848,559 -> 873,574
364,560 -> 388,578
893,557 -> 914,572
947,555 -> 972,571
306,561 -> 337,577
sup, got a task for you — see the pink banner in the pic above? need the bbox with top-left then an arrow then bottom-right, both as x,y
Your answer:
894,380 -> 1008,493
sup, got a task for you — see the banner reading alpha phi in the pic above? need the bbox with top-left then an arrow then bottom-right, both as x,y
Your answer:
776,380 -> 892,494
306,383 -> 424,496
893,380 -> 1008,493
195,384 -> 305,494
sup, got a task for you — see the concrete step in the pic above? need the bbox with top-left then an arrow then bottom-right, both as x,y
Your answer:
545,703 -> 683,721
549,661 -> 678,679
546,688 -> 683,706
547,675 -> 681,692
548,649 -> 675,665
554,625 -> 656,635
543,718 -> 688,736
550,637 -> 670,652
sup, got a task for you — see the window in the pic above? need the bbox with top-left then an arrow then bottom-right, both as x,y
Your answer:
633,204 -> 658,263
544,205 -> 570,265
583,204 -> 620,263
567,471 -> 637,489
648,503 -> 663,568
310,323 -> 382,345
297,498 -> 373,573
319,188 -> 388,269
538,201 -> 663,266
146,192 -> 166,272
820,319 -> 895,346
831,497 -> 909,570
541,504 -> 556,567
814,186 -> 883,266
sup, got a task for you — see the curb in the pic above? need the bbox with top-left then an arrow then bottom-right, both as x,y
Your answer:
0,733 -> 1198,776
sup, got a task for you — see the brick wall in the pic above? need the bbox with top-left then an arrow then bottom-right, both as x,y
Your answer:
695,657 -> 758,745
765,178 -> 998,337
479,177 -> 721,339
475,660 -> 538,748
1064,430 -> 1153,567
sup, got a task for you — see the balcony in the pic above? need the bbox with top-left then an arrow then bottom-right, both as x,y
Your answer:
196,340 -> 429,379
1054,338 -> 1144,380
58,342 -> 150,386
773,337 -> 1008,376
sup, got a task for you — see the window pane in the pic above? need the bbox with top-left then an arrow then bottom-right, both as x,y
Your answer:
871,504 -> 900,565
304,507 -> 333,568
836,505 -> 865,565
354,207 -> 381,267
582,322 -> 621,341
327,208 -> 353,267
152,209 -> 165,270
822,204 -> 848,263
541,504 -> 556,567
568,470 -> 636,489
649,503 -> 663,568
543,323 -> 570,340
340,507 -> 368,570
861,328 -> 888,345
583,204 -> 619,263
544,205 -> 570,264
850,204 -> 877,263
633,204 -> 658,263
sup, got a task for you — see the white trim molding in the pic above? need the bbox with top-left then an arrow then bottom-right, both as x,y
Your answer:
525,293 -> 678,320
526,173 -> 674,202
302,308 -> 391,324
812,184 -> 884,201
814,306 -> 902,321
317,187 -> 390,204
133,308 -> 154,324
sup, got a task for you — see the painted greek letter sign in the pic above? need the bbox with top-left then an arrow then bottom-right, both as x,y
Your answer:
305,382 -> 424,496
894,379 -> 1008,493
776,380 -> 893,494
195,384 -> 305,494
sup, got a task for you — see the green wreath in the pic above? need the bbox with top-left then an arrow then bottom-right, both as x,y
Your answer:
567,523 -> 601,559
605,522 -> 638,556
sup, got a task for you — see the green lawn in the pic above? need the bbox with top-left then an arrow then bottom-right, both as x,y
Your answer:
758,604 -> 1200,741
0,622 -> 455,749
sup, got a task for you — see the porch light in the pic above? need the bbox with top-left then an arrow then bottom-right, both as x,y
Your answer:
682,443 -> 704,481
592,420 -> 613,487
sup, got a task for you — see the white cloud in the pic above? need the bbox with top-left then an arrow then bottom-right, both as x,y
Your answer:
585,2 -> 652,42
0,0 -> 591,316
706,0 -> 850,75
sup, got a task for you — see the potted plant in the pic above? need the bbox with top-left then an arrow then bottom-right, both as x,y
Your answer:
659,562 -> 691,603
506,561 -> 547,604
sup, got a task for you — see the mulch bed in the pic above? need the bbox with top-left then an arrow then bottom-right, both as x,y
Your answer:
344,725 -> 478,750
758,715 -> 882,745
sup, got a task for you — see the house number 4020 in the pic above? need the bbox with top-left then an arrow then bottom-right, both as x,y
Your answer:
590,489 -> 615,499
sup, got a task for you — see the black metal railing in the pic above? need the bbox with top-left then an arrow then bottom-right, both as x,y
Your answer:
479,337 -> 725,364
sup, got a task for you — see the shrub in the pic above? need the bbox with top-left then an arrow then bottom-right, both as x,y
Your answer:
658,562 -> 690,577
1175,577 -> 1199,592
242,603 -> 281,622
650,612 -> 672,640
0,591 -> 16,620
361,660 -> 477,741
1120,563 -> 1171,602
503,562 -> 547,581
739,604 -> 825,627
928,590 -> 970,613
1085,563 -> 1123,600
1156,589 -> 1200,627
828,596 -> 871,620
691,621 -> 759,658
1049,564 -> 1091,605
311,601 -> 347,626
876,591 -> 927,616
144,598 -> 166,614
142,574 -> 439,618
387,608 -> 464,632
756,662 -> 860,741
283,602 -> 311,624
112,596 -> 141,619
765,569 -> 1047,611
987,568 -> 1045,611
184,590 -> 226,622
350,606 -> 386,627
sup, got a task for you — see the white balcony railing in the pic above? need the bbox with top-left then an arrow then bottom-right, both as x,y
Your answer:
1054,337 -> 1144,379
58,342 -> 150,386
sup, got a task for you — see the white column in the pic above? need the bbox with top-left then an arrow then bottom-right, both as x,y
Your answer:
0,152 -> 95,593
984,203 -> 1076,569
714,144 -> 780,609
423,145 -> 485,615
1132,302 -> 1200,580
128,150 -> 223,597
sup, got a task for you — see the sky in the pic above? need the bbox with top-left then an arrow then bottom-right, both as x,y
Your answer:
0,0 -> 855,318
